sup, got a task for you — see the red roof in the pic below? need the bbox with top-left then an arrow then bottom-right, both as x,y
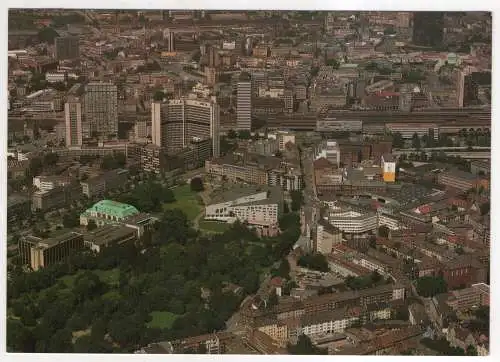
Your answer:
271,277 -> 283,287
418,204 -> 432,214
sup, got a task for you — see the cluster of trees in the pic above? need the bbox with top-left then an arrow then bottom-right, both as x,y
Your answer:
7,208 -> 303,353
116,180 -> 175,213
378,225 -> 390,238
28,152 -> 60,177
345,270 -> 386,290
226,129 -> 251,140
297,253 -> 329,273
420,337 -> 469,356
101,154 -> 126,170
288,334 -> 327,355
403,70 -> 426,83
458,128 -> 491,147
189,177 -> 204,192
290,190 -> 304,212
415,276 -> 448,297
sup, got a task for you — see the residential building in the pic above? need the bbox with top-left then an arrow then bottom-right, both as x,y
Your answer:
437,170 -> 489,192
19,232 -> 84,271
31,183 -> 80,211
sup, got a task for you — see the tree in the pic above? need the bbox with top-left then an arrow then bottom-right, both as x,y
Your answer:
466,345 -> 477,356
87,220 -> 97,231
7,319 -> 35,352
416,276 -> 448,298
267,291 -> 279,307
227,129 -> 237,139
238,130 -> 251,139
63,212 -> 80,228
411,133 -> 421,149
153,90 -> 165,101
38,27 -> 59,44
326,58 -> 340,68
384,26 -> 396,35
283,202 -> 290,214
190,177 -> 204,192
480,201 -> 490,216
378,225 -> 390,238
392,132 -> 405,148
297,253 -> 329,272
288,334 -> 327,355
290,190 -> 304,212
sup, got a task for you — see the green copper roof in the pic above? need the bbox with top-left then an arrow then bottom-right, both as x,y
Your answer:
84,200 -> 139,219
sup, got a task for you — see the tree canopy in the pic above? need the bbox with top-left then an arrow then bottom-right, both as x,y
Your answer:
297,253 -> 329,273
288,334 -> 327,355
416,276 -> 448,298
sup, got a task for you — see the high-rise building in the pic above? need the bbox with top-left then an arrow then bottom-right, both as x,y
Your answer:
412,12 -> 444,47
237,72 -> 252,131
455,69 -> 465,108
65,97 -> 83,147
151,98 -> 220,157
83,82 -> 118,140
208,46 -> 220,68
64,83 -> 84,146
54,36 -> 80,60
205,66 -> 218,86
163,28 -> 175,52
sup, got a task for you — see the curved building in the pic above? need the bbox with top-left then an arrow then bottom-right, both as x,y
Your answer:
151,98 -> 220,157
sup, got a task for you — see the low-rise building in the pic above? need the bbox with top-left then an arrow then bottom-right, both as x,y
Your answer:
205,186 -> 283,233
80,168 -> 129,198
80,199 -> 140,226
437,169 -> 489,192
19,232 -> 85,271
83,225 -> 137,253
315,220 -> 342,255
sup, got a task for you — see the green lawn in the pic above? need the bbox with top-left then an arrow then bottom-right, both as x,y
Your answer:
198,220 -> 231,234
163,185 -> 202,221
147,311 -> 179,329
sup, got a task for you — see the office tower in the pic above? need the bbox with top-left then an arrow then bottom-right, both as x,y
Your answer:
455,69 -> 465,108
237,72 -> 252,131
151,98 -> 220,157
54,36 -> 80,60
83,83 -> 118,139
412,12 -> 444,47
163,28 -> 175,52
65,97 -> 83,146
151,101 -> 168,147
205,67 -> 218,86
208,46 -> 220,68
